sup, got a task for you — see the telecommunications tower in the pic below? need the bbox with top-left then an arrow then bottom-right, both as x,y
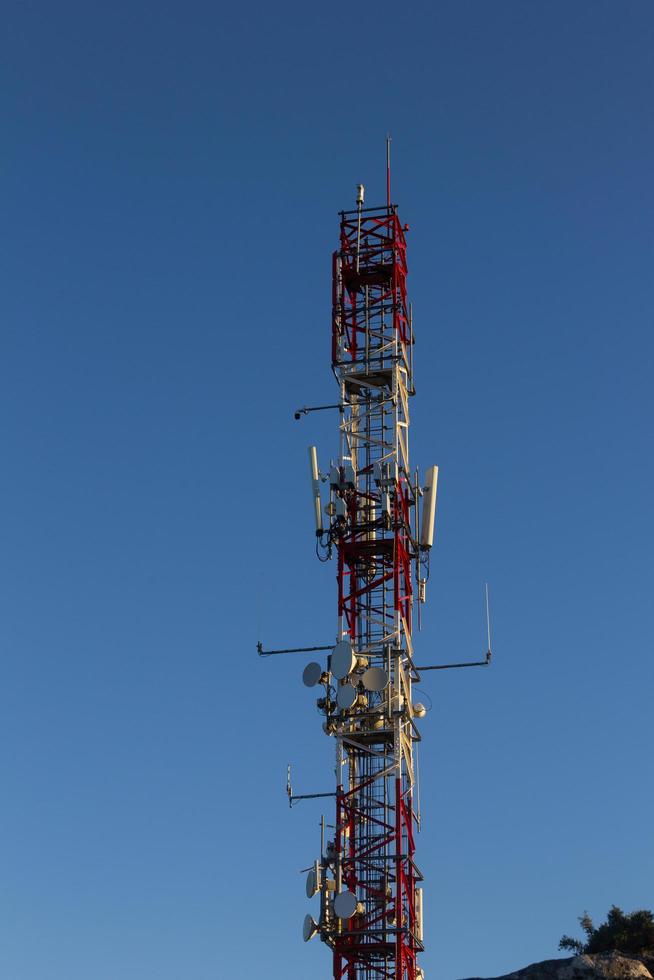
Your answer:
259,151 -> 490,980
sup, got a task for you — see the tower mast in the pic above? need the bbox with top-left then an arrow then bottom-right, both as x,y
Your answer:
259,163 -> 490,978
302,183 -> 432,980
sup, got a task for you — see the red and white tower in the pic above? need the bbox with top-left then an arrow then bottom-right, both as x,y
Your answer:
260,164 -> 490,978
299,180 -> 438,980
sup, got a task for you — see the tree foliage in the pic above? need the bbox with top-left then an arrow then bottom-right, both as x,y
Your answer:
559,907 -> 654,957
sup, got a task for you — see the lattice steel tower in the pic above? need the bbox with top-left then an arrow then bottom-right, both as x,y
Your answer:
296,177 -> 437,980
259,163 -> 490,980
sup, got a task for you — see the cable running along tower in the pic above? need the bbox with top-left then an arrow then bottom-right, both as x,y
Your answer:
259,159 -> 490,980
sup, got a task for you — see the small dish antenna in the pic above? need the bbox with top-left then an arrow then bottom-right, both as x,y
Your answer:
331,640 -> 356,680
336,683 -> 357,710
334,890 -> 358,920
302,662 -> 323,687
362,666 -> 388,692
302,914 -> 319,941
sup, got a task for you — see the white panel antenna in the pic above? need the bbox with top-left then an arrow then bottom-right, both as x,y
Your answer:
308,446 -> 323,535
416,888 -> 424,941
306,863 -> 321,898
420,465 -> 439,548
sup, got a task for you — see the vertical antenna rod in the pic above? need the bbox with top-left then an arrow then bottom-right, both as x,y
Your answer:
386,133 -> 392,207
485,581 -> 493,657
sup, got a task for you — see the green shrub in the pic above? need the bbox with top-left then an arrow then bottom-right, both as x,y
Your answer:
559,906 -> 654,957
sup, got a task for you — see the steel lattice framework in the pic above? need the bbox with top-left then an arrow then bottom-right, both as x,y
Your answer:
302,198 -> 431,980
259,182 -> 488,980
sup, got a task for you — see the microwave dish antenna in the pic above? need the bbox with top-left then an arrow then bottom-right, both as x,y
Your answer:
336,683 -> 357,710
333,891 -> 358,920
303,914 -> 319,941
330,640 -> 356,680
362,666 -> 388,692
302,662 -> 323,687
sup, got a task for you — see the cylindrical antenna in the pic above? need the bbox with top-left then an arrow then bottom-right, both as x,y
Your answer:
386,134 -> 392,207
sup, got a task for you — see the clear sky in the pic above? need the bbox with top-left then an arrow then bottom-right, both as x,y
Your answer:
2,2 -> 653,979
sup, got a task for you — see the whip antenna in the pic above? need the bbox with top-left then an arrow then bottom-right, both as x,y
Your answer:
485,582 -> 493,659
386,133 -> 392,207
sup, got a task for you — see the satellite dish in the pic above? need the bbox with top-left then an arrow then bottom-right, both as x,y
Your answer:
336,683 -> 357,710
306,867 -> 319,898
303,662 -> 323,687
333,890 -> 358,920
302,914 -> 319,942
362,666 -> 388,692
331,640 -> 356,680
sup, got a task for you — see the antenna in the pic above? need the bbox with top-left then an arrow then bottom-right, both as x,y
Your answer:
485,581 -> 493,659
330,639 -> 356,679
303,914 -> 319,942
286,761 -> 337,807
308,446 -> 323,535
386,134 -> 392,207
419,465 -> 439,548
356,184 -> 364,273
302,661 -> 323,687
416,583 -> 495,670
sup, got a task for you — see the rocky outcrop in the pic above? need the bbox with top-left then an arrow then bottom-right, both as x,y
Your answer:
460,952 -> 653,980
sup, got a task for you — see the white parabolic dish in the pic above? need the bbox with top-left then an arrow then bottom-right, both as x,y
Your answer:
303,914 -> 318,942
302,662 -> 323,687
331,640 -> 356,680
336,683 -> 357,710
362,666 -> 388,692
334,890 -> 358,920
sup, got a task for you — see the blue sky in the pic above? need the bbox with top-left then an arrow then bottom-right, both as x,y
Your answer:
2,2 -> 653,978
